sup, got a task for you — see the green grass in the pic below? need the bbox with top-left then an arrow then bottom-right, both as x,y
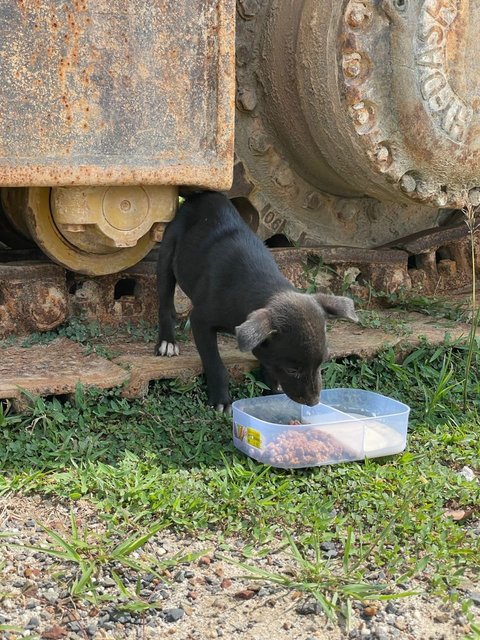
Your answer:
0,340 -> 479,621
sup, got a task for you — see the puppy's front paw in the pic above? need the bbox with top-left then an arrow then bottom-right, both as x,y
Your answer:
156,340 -> 180,357
214,403 -> 232,415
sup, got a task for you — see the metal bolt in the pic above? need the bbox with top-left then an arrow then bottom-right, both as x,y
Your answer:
248,133 -> 270,155
416,180 -> 435,199
274,164 -> 295,188
343,53 -> 362,79
303,191 -> 322,210
120,199 -> 132,212
352,102 -> 370,126
237,0 -> 259,20
468,187 -> 480,207
237,87 -> 257,112
236,44 -> 251,67
374,145 -> 390,165
347,3 -> 372,28
434,190 -> 448,207
337,201 -> 358,221
399,173 -> 416,194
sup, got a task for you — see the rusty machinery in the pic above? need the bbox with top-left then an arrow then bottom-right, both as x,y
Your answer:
0,0 -> 479,338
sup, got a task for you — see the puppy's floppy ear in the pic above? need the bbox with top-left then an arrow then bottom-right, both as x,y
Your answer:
313,293 -> 359,322
235,308 -> 275,352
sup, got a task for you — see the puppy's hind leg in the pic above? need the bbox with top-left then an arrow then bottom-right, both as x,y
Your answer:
155,237 -> 179,357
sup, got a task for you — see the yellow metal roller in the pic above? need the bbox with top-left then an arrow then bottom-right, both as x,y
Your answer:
1,186 -> 177,276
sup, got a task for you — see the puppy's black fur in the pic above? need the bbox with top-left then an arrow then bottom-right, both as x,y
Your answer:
155,191 -> 358,412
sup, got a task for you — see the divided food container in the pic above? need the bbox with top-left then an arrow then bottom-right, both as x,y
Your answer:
232,389 -> 410,469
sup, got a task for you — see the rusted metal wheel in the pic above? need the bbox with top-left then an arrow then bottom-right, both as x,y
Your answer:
232,0 -> 480,248
0,186 -> 177,275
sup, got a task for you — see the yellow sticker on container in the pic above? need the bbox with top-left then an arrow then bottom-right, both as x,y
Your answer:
246,428 -> 262,448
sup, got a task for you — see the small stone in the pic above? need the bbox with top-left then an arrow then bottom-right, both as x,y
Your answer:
67,621 -> 81,632
257,587 -> 269,597
24,567 -> 41,578
86,624 -> 97,636
385,602 -> 398,615
187,590 -> 198,600
458,466 -> 476,482
363,605 -> 377,617
44,588 -> 59,604
220,579 -> 232,589
41,626 -> 68,639
360,628 -> 371,637
163,608 -> 185,623
26,600 -> 38,610
282,621 -> 293,630
235,589 -> 256,600
394,616 -> 408,631
174,571 -> 185,583
101,621 -> 114,630
25,617 -> 40,629
434,612 -> 449,623
296,601 -> 322,616
102,577 -> 116,587
469,591 -> 480,606
320,541 -> 336,551
198,556 -> 212,566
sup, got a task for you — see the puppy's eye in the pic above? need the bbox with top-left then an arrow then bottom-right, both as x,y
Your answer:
284,367 -> 299,376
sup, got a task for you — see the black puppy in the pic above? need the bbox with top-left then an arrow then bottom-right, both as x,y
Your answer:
155,191 -> 358,412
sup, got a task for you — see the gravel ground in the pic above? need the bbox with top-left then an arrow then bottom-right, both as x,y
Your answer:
0,495 -> 478,640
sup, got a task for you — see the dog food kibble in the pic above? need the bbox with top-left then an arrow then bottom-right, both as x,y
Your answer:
262,429 -> 354,466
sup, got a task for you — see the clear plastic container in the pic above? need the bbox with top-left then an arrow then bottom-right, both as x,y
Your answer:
232,389 -> 410,469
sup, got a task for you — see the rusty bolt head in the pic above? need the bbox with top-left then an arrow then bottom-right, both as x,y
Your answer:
375,146 -> 390,164
343,53 -> 362,79
236,44 -> 251,67
29,286 -> 67,331
346,2 -> 372,28
337,201 -> 358,221
237,87 -> 257,112
352,102 -> 369,126
434,190 -> 448,207
416,180 -> 435,199
399,173 -> 417,194
303,191 -> 322,210
274,164 -> 295,188
237,0 -> 259,20
373,145 -> 391,171
468,188 -> 480,207
248,133 -> 271,155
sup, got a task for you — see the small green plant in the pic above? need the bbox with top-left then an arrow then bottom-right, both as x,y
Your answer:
462,199 -> 479,411
1,514 -> 205,609
223,509 -> 419,627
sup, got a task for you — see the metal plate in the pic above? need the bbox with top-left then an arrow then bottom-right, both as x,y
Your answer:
0,0 -> 235,188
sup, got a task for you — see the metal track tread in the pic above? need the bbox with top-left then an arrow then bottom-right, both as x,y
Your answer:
1,313 -> 478,407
